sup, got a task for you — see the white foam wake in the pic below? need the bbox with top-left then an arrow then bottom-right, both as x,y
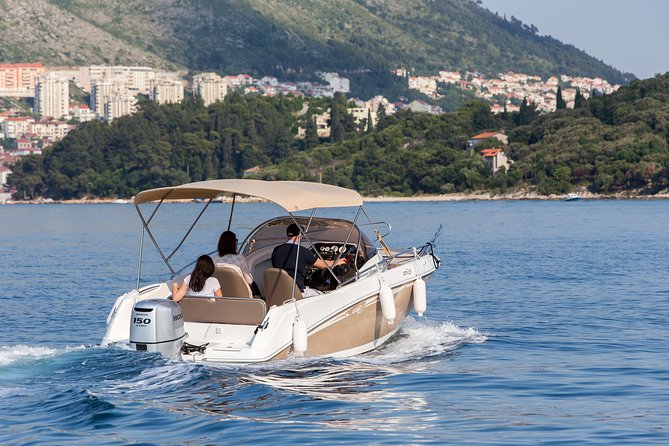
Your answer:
363,317 -> 487,363
0,344 -> 88,367
0,345 -> 59,366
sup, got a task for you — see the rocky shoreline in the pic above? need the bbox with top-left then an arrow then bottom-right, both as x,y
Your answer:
3,189 -> 669,204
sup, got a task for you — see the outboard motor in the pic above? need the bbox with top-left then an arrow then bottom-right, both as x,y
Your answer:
130,299 -> 185,359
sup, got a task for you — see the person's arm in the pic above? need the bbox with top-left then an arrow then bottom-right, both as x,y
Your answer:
172,281 -> 188,303
313,257 -> 346,269
212,278 -> 223,297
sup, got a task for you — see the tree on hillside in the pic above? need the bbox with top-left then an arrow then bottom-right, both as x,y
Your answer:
375,103 -> 388,130
302,107 -> 320,151
329,92 -> 354,143
556,86 -> 567,110
574,89 -> 585,109
515,98 -> 540,126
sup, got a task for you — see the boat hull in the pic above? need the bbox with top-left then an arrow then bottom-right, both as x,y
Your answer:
104,255 -> 437,365
270,282 -> 414,360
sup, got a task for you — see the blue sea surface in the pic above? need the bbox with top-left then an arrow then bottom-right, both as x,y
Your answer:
0,200 -> 667,445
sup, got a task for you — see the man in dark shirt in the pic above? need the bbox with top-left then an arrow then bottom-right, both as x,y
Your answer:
271,223 -> 346,292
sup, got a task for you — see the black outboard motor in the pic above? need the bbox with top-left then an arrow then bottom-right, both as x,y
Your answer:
130,299 -> 185,359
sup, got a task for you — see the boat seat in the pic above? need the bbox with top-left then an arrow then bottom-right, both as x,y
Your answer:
263,268 -> 303,308
178,296 -> 266,325
213,264 -> 252,298
252,258 -> 273,296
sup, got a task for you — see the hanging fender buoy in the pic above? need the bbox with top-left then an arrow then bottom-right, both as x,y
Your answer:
379,281 -> 396,324
413,277 -> 427,316
292,315 -> 308,355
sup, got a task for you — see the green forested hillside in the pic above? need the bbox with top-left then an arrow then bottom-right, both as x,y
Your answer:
9,74 -> 669,199
0,0 -> 631,94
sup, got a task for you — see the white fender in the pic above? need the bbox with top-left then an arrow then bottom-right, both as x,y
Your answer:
292,315 -> 308,355
413,277 -> 427,316
379,281 -> 396,324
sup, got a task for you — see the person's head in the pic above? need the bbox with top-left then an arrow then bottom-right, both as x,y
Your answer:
286,223 -> 301,238
189,255 -> 215,292
217,230 -> 238,256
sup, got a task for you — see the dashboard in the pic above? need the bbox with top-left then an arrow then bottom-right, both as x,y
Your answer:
306,242 -> 366,291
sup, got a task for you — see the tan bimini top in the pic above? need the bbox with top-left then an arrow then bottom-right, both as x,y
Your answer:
133,179 -> 363,212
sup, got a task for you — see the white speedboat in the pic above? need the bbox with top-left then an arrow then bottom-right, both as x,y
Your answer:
565,193 -> 581,201
101,179 -> 441,364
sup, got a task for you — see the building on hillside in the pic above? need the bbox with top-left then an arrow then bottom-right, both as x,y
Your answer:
0,63 -> 45,97
348,106 -> 377,131
223,74 -> 253,89
315,110 -> 331,138
0,165 -> 11,186
318,72 -> 350,94
407,100 -> 443,115
467,131 -> 509,150
30,120 -> 71,140
17,138 -> 32,150
480,148 -> 511,174
69,105 -> 96,122
104,93 -> 137,122
150,79 -> 184,105
1,117 -> 34,139
91,80 -> 121,118
243,165 -> 261,177
34,73 -> 69,119
193,73 -> 227,106
88,65 -> 155,95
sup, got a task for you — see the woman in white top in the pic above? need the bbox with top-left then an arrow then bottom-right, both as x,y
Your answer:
212,231 -> 253,285
172,255 -> 222,302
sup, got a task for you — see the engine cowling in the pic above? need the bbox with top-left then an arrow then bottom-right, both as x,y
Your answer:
130,299 -> 184,359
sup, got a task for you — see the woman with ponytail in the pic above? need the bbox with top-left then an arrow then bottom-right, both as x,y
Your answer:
172,255 -> 222,302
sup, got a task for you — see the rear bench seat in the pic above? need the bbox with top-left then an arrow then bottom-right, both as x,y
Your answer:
178,296 -> 267,325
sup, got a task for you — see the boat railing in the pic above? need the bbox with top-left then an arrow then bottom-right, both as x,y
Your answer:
358,221 -> 392,238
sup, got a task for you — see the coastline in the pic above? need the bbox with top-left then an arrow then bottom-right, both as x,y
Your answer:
3,189 -> 669,204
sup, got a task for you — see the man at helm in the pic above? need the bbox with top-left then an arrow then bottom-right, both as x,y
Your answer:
271,223 -> 346,292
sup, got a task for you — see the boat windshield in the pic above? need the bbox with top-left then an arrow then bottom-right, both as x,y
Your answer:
241,216 -> 377,260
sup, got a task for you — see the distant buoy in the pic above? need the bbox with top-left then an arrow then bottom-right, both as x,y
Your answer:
292,315 -> 308,355
413,277 -> 427,316
379,281 -> 396,324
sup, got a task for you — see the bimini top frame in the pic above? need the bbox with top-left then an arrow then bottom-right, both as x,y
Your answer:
132,179 -> 370,289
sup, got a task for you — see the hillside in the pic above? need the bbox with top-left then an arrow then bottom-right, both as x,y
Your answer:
9,74 -> 669,199
0,0 -> 631,92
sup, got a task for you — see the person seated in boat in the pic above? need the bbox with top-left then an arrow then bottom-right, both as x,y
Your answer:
172,255 -> 223,302
271,223 -> 346,295
213,230 -> 254,284
212,230 -> 261,296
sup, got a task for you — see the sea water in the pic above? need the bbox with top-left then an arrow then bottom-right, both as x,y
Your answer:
0,200 -> 667,445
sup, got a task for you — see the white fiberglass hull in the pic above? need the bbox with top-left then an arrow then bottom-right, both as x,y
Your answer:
102,254 -> 437,364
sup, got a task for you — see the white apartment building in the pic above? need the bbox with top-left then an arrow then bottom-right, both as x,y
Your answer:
104,93 -> 137,122
193,73 -> 227,106
30,120 -> 71,140
69,105 -> 96,122
1,117 -> 35,138
87,65 -> 155,94
91,81 -> 124,118
34,73 -> 69,119
150,79 -> 184,105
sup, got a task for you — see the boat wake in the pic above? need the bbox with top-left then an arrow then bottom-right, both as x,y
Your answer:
0,344 -> 69,367
230,318 -> 487,404
362,316 -> 487,364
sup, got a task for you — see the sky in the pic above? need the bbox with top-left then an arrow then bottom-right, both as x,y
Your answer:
479,0 -> 669,80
